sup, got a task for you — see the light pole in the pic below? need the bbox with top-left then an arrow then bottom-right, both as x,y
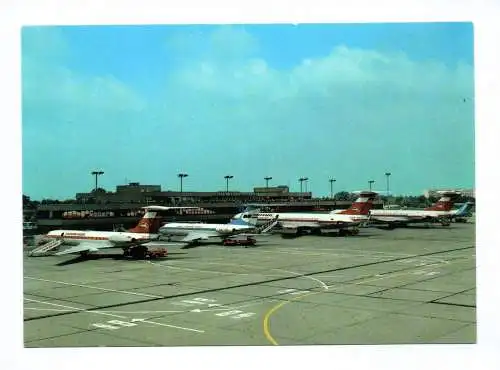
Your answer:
385,172 -> 391,198
264,176 -> 272,188
329,178 -> 336,198
299,177 -> 307,193
304,177 -> 309,192
178,173 -> 188,193
368,180 -> 375,191
224,175 -> 233,192
91,171 -> 104,191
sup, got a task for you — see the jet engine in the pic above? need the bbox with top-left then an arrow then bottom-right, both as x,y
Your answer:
109,233 -> 138,246
215,225 -> 238,234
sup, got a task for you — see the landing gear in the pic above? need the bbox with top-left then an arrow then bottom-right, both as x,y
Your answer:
297,228 -> 311,236
338,228 -> 360,236
312,228 -> 323,236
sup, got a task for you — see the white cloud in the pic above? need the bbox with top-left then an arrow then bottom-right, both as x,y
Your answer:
22,27 -> 146,130
157,28 -> 474,193
22,26 -> 475,197
169,43 -> 473,101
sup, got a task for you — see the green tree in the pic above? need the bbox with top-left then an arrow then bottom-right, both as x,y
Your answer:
334,191 -> 351,201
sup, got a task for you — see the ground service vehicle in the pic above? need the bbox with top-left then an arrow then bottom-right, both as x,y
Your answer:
223,237 -> 257,247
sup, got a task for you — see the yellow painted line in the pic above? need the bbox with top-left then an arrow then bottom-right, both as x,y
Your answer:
263,291 -> 321,345
262,256 -> 458,345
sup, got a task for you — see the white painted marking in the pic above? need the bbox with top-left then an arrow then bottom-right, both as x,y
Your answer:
161,260 -> 330,292
171,301 -> 196,307
426,272 -> 440,276
24,297 -> 204,333
107,320 -> 138,327
181,300 -> 206,305
266,247 -> 414,259
130,318 -> 204,333
92,323 -> 120,330
272,268 -> 329,290
146,261 -> 251,276
24,298 -> 127,319
215,310 -> 243,317
148,260 -> 285,278
24,307 -> 71,312
314,274 -> 346,279
191,297 -> 216,303
24,276 -> 162,299
278,289 -> 296,294
99,310 -> 184,314
232,312 -> 256,319
190,306 -> 240,313
325,258 -> 467,289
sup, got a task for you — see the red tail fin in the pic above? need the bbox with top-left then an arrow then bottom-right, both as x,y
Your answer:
338,191 -> 378,215
424,192 -> 458,212
128,207 -> 163,233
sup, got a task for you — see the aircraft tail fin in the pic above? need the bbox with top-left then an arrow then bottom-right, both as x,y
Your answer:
425,191 -> 460,212
336,191 -> 378,215
128,206 -> 164,233
454,201 -> 475,217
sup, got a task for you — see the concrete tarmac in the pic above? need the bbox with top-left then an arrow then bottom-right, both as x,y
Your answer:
23,222 -> 476,347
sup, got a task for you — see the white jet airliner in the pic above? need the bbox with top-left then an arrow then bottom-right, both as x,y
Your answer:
37,206 -> 201,258
230,191 -> 378,237
158,214 -> 279,246
367,191 -> 463,228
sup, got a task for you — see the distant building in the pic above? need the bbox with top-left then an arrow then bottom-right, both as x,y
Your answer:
424,188 -> 475,199
116,182 -> 161,193
74,183 -> 311,205
76,182 -> 162,204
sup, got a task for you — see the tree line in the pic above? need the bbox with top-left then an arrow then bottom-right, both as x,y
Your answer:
24,191 -> 474,209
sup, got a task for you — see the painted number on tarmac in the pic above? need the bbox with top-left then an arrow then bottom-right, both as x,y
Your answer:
172,297 -> 217,307
92,319 -> 138,330
215,310 -> 256,319
172,297 -> 256,320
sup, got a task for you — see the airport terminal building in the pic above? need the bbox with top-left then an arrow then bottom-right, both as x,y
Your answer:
35,182 -> 378,232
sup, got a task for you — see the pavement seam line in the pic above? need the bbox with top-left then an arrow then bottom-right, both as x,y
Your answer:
24,245 -> 474,322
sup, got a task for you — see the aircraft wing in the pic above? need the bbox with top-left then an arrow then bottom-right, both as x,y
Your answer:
142,241 -> 185,248
179,232 -> 213,243
371,216 -> 412,223
229,232 -> 274,238
54,244 -> 100,256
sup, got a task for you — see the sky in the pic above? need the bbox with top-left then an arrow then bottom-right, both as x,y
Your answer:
21,22 -> 475,200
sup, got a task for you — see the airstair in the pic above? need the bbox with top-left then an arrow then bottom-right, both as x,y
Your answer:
28,239 -> 63,256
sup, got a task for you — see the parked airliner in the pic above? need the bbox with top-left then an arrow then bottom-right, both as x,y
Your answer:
367,191 -> 463,228
230,191 -> 378,237
158,214 -> 279,246
38,206 -> 201,258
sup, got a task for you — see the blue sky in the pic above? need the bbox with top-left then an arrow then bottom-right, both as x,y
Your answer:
22,23 -> 474,200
